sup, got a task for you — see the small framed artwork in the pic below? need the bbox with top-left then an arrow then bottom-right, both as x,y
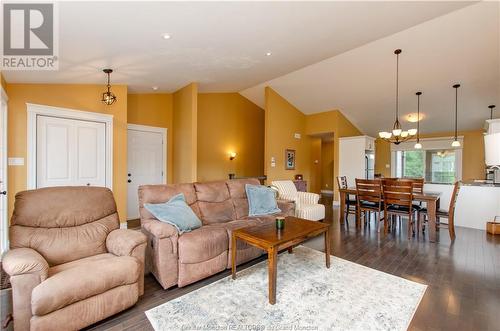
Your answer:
285,149 -> 296,170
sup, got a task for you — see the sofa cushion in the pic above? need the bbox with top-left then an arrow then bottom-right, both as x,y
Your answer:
177,226 -> 228,264
10,215 -> 118,266
48,253 -> 116,277
226,178 -> 261,219
145,193 -> 202,234
138,183 -> 201,220
194,181 -> 236,224
9,187 -> 120,266
208,219 -> 267,268
246,184 -> 281,216
32,256 -> 140,316
209,219 -> 267,249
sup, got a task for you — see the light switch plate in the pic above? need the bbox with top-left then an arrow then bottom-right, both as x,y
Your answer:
294,133 -> 301,139
8,157 -> 24,166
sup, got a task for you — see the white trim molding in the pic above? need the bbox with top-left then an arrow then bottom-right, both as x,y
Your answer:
26,103 -> 114,190
0,87 -> 8,257
127,123 -> 167,184
0,86 -> 7,102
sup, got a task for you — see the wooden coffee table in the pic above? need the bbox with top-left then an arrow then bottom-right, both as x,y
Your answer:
231,216 -> 331,304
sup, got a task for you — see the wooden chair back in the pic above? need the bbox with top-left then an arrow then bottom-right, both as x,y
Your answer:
382,179 -> 414,209
401,177 -> 424,193
337,176 -> 348,190
447,181 -> 461,229
355,179 -> 382,204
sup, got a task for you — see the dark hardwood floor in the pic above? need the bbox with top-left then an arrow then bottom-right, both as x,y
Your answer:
88,196 -> 499,331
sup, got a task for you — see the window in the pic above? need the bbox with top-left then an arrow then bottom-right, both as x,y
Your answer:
394,149 -> 458,184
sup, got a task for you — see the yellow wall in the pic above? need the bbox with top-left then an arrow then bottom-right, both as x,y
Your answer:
264,87 -> 311,184
5,83 -> 128,221
375,138 -> 391,177
309,138 -> 322,194
264,90 -> 362,198
173,83 -> 198,183
374,129 -> 486,181
197,93 -> 264,182
306,110 -> 363,199
127,93 -> 173,183
321,140 -> 334,191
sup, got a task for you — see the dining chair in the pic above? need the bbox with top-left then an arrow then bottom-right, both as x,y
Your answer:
401,177 -> 425,208
382,179 -> 416,238
355,179 -> 384,231
418,181 -> 461,240
337,176 -> 356,222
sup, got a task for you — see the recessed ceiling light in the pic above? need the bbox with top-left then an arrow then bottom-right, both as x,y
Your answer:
162,33 -> 171,40
266,52 -> 272,56
152,86 -> 159,91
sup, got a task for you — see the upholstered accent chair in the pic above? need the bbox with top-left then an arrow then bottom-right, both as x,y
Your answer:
2,187 -> 147,331
271,180 -> 325,221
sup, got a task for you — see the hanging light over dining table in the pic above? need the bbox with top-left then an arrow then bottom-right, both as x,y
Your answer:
451,84 -> 461,147
378,49 -> 417,145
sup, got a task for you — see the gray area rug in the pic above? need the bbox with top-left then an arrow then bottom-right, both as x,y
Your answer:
146,246 -> 427,331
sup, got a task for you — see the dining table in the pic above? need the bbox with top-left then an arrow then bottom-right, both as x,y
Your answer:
338,187 -> 442,242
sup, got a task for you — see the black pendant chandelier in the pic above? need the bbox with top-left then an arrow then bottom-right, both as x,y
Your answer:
101,69 -> 117,106
414,92 -> 423,149
378,49 -> 417,144
451,84 -> 461,147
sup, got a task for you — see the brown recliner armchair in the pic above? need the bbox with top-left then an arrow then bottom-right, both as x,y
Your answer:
2,187 -> 147,331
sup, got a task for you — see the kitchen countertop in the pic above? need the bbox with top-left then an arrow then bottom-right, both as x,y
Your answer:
425,180 -> 500,187
461,180 -> 500,187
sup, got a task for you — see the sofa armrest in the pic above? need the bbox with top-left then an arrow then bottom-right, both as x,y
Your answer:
297,191 -> 320,205
106,229 -> 147,257
3,248 -> 48,331
106,229 -> 147,296
3,248 -> 49,280
141,218 -> 178,239
277,199 -> 295,217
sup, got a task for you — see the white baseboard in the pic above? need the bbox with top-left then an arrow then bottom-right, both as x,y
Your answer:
120,222 -> 128,229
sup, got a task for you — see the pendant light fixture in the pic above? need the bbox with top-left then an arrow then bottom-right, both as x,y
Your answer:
378,49 -> 417,144
101,69 -> 117,106
451,84 -> 461,147
414,92 -> 422,149
489,105 -> 496,120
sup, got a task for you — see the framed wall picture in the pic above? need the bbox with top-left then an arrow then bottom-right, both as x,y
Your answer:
285,149 -> 296,170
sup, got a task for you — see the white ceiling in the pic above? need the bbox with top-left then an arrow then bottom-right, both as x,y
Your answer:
2,1 -> 474,94
241,2 -> 500,136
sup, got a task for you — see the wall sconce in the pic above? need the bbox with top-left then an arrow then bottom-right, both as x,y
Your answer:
229,152 -> 237,160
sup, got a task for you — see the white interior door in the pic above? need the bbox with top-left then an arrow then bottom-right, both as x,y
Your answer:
37,116 -> 106,188
0,89 -> 8,255
127,127 -> 165,220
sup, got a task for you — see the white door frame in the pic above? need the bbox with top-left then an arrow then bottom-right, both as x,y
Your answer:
127,123 -> 167,184
0,86 -> 8,256
27,103 -> 114,189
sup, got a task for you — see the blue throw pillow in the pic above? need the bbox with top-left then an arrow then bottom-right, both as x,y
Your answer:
245,184 -> 281,217
144,193 -> 202,234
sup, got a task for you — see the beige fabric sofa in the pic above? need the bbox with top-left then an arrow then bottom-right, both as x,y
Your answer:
2,187 -> 147,331
138,178 -> 295,289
